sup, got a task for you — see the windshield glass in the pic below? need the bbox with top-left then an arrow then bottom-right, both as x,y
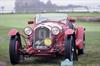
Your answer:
35,13 -> 68,23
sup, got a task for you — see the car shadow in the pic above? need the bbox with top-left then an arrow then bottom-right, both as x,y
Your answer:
20,57 -> 61,65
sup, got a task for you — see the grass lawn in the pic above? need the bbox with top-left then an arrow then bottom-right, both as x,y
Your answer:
0,13 -> 100,66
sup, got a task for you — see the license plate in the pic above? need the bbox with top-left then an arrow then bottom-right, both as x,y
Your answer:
36,46 -> 47,49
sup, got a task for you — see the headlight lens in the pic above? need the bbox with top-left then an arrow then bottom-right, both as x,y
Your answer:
51,27 -> 60,35
24,27 -> 32,35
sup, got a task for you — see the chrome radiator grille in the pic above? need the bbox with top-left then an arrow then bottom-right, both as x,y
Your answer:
33,27 -> 50,49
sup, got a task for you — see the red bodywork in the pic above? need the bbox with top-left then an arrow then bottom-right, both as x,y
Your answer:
76,26 -> 85,49
8,18 -> 85,57
8,29 -> 18,36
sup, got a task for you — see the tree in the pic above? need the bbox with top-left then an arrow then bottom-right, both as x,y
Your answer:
1,6 -> 4,13
84,6 -> 89,12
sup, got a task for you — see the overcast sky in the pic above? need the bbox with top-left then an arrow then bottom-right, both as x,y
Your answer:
40,0 -> 100,6
0,0 -> 15,7
0,0 -> 100,12
0,0 -> 100,7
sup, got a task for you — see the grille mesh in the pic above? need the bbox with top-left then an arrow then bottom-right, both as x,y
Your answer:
33,27 -> 50,49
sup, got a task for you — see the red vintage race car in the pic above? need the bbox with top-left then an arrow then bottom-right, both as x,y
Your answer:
8,13 -> 85,65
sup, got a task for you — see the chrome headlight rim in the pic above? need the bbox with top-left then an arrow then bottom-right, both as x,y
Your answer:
51,26 -> 60,35
24,27 -> 33,35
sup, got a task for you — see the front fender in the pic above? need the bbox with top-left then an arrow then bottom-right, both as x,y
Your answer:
65,29 -> 74,35
8,29 -> 18,36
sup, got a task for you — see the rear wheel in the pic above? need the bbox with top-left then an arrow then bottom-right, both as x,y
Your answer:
9,33 -> 22,64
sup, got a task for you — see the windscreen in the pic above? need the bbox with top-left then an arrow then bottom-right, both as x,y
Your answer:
36,13 -> 68,23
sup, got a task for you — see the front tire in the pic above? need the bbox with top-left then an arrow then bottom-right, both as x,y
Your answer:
64,35 -> 78,61
9,34 -> 22,64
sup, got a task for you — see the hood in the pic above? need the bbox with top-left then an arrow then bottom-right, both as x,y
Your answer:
34,22 -> 63,30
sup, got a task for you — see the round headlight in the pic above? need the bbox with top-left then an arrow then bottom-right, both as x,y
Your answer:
24,27 -> 32,35
51,26 -> 60,35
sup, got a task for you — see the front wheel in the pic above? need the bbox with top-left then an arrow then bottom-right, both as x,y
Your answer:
9,34 -> 22,64
64,35 -> 78,61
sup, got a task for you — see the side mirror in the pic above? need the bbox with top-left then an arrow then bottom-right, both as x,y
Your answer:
69,19 -> 76,23
28,21 -> 34,24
